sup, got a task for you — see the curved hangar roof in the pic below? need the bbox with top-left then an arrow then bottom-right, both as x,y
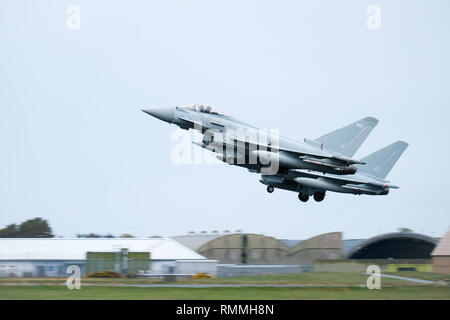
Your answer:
347,232 -> 438,259
287,232 -> 342,256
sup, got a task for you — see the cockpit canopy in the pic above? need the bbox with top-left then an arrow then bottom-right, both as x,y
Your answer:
182,104 -> 226,116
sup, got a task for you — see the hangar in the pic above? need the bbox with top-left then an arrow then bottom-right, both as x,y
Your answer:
0,238 -> 216,277
431,230 -> 450,274
196,233 -> 289,264
284,232 -> 342,265
182,232 -> 342,266
347,232 -> 438,259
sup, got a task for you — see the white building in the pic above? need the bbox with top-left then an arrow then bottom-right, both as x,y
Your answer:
0,238 -> 217,277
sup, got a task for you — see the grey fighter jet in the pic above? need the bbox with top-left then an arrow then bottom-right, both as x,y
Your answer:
142,104 -> 407,202
142,104 -> 379,178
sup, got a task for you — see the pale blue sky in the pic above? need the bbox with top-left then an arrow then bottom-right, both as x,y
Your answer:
1,1 -> 449,239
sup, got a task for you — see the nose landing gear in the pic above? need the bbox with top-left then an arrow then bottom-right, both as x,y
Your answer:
267,186 -> 274,193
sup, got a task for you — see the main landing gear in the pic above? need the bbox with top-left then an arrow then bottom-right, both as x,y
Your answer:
267,185 -> 274,193
298,191 -> 326,202
298,192 -> 309,202
313,192 -> 325,202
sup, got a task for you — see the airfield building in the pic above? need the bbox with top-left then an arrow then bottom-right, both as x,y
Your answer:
316,232 -> 438,272
431,230 -> 450,274
347,232 -> 438,259
0,238 -> 216,277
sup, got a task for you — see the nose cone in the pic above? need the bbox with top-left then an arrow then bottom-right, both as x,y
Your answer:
142,107 -> 174,123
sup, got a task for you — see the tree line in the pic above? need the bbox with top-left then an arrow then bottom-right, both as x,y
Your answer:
0,218 -> 136,238
0,218 -> 53,238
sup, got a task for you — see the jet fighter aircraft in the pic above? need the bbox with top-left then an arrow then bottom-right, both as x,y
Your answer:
142,104 -> 407,202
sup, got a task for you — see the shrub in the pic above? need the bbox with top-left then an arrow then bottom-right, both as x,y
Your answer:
85,270 -> 122,278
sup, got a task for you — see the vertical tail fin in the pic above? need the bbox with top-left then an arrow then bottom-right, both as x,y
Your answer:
357,141 -> 408,179
314,117 -> 379,157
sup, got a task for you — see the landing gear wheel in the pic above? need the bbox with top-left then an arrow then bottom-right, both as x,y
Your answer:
298,193 -> 309,202
313,192 -> 325,202
267,186 -> 274,193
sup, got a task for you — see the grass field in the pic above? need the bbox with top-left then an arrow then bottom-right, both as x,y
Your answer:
1,271 -> 448,286
1,285 -> 449,300
0,272 -> 449,300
